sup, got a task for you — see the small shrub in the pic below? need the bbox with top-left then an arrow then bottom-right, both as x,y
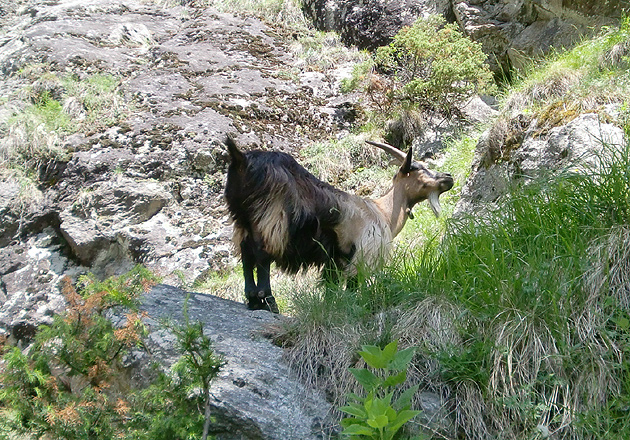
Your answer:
0,266 -> 223,440
350,15 -> 494,117
0,265 -> 159,439
128,299 -> 224,440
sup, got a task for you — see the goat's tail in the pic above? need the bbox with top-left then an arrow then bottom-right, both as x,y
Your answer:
225,135 -> 246,166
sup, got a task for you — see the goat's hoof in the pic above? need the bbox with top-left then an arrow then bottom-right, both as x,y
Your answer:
256,291 -> 279,314
262,296 -> 279,314
247,300 -> 263,311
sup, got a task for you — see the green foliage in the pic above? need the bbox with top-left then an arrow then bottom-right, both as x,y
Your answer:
376,15 -> 494,114
349,15 -> 494,116
0,266 -> 158,440
341,58 -> 376,94
340,341 -> 423,440
0,266 -> 223,440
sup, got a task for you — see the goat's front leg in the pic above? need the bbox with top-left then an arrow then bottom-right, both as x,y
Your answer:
255,254 -> 279,314
240,239 -> 262,310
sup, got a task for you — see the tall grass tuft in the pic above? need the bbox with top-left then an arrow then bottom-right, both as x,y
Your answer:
403,140 -> 630,438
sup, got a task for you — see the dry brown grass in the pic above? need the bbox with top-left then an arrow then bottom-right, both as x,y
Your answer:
584,225 -> 630,309
598,39 -> 630,70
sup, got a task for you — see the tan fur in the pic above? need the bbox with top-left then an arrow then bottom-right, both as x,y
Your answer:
252,194 -> 290,257
334,197 -> 393,275
232,224 -> 247,256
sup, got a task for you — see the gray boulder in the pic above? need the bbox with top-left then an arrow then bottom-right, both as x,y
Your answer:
302,0 -> 452,49
136,284 -> 333,440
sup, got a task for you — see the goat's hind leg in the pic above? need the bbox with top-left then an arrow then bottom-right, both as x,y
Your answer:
241,238 -> 279,313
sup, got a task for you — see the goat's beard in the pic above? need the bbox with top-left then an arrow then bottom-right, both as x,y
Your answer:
428,191 -> 441,217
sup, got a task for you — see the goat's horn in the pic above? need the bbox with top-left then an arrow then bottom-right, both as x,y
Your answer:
365,140 -> 407,164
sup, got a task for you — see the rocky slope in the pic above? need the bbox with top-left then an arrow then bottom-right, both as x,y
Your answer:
1,0 -> 626,438
0,0 -> 357,338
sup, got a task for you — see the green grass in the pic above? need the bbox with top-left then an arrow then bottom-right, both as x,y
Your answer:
290,31 -> 370,72
286,138 -> 630,439
504,16 -> 630,120
1,66 -> 128,178
282,17 -> 630,440
212,0 -> 308,30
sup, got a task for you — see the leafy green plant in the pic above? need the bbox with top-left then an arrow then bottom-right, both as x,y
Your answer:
340,341 -> 422,440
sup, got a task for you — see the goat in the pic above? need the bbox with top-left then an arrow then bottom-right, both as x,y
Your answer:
224,136 -> 453,313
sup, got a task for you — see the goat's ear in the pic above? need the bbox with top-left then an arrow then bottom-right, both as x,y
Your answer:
400,147 -> 413,174
225,135 -> 245,165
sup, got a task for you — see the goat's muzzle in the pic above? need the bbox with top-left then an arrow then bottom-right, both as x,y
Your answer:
440,173 -> 454,192
428,173 -> 454,218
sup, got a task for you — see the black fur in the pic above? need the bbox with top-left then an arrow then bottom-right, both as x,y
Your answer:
224,137 -> 356,312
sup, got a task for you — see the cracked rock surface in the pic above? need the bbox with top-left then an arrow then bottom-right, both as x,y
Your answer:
0,0 -> 354,335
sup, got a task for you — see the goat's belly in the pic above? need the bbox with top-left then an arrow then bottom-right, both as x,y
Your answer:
273,227 -> 353,273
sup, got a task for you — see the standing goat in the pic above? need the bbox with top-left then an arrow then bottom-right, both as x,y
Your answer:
224,136 -> 453,313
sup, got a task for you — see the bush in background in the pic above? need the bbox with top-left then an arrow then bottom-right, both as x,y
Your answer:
344,15 -> 494,118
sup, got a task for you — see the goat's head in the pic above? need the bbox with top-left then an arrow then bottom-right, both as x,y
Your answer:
366,140 -> 454,217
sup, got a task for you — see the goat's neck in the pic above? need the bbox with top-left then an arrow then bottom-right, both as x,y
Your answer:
373,185 -> 409,238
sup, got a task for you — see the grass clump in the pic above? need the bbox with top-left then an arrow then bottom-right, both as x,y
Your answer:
504,16 -> 630,123
291,30 -> 370,72
212,0 -> 307,29
417,141 -> 630,439
0,66 -> 128,175
300,134 -> 394,194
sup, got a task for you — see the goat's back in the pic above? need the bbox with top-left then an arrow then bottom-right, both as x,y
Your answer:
225,147 -> 355,273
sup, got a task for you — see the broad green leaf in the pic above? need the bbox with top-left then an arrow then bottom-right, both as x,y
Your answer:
342,423 -> 375,436
340,403 -> 368,418
359,345 -> 389,369
367,394 -> 392,419
340,417 -> 362,427
389,409 -> 421,432
393,384 -> 419,410
389,347 -> 416,370
615,316 -> 630,331
386,406 -> 397,423
383,370 -> 407,388
381,341 -> 398,363
367,414 -> 389,429
350,368 -> 381,392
